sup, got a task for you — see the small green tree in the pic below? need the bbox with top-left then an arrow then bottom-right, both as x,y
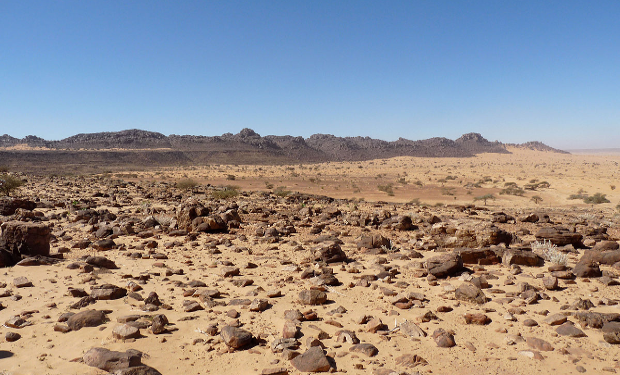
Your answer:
474,194 -> 495,206
0,174 -> 25,196
531,195 -> 543,204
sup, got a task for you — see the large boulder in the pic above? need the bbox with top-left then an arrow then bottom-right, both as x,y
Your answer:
0,221 -> 51,266
502,249 -> 543,267
580,249 -> 620,265
83,347 -> 143,372
356,234 -> 390,249
176,199 -> 210,231
425,253 -> 463,278
535,227 -> 583,247
456,248 -> 500,265
0,198 -> 36,216
312,242 -> 347,263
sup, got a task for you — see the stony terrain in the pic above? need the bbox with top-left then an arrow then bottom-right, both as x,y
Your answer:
1,155 -> 620,375
0,129 -> 565,174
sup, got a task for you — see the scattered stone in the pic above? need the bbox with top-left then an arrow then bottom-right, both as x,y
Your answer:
290,346 -> 331,372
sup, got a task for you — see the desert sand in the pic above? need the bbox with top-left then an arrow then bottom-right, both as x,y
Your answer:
1,148 -> 620,375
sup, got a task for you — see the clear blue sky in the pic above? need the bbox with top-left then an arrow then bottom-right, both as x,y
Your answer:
1,1 -> 619,149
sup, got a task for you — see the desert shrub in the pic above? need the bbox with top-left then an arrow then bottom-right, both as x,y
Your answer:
226,174 -> 236,181
531,195 -> 543,204
212,185 -> 239,199
377,183 -> 394,196
568,189 -> 588,200
0,174 -> 25,196
584,193 -> 610,204
0,166 -> 9,173
414,180 -> 423,187
500,186 -> 525,196
177,178 -> 198,190
264,181 -> 274,189
397,177 -> 408,184
441,187 -> 455,196
273,186 -> 292,197
610,184 -> 616,191
532,240 -> 568,266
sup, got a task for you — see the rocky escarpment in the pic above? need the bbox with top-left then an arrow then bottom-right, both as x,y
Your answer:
0,129 -> 566,173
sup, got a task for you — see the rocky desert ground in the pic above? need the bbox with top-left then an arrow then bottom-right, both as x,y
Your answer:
1,148 -> 620,375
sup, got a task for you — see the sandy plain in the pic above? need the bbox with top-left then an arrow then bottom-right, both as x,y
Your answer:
1,148 -> 620,375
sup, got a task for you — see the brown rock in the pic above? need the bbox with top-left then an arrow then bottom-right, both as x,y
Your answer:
525,337 -> 554,351
66,310 -> 107,331
113,324 -> 141,340
83,347 -> 142,371
220,325 -> 253,349
464,313 -> 491,325
455,282 -> 487,304
556,322 -> 587,337
349,343 -> 378,357
425,253 -> 463,278
290,346 -> 331,372
432,328 -> 455,348
298,289 -> 327,305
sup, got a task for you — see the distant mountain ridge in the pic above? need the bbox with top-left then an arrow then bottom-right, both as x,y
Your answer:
0,129 -> 568,173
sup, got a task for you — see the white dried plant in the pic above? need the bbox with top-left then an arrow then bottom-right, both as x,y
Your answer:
532,240 -> 568,266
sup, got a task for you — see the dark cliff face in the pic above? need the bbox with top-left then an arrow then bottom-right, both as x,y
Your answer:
0,128 -> 567,173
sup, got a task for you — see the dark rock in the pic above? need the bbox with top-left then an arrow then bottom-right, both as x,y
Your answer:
85,256 -> 118,269
573,260 -> 602,278
290,346 -> 331,372
349,343 -> 378,357
298,289 -> 327,305
556,322 -> 587,337
455,282 -> 487,304
92,239 -> 116,251
90,284 -> 127,300
66,310 -> 107,331
464,313 -> 491,325
220,326 -> 253,349
0,198 -> 36,215
356,234 -> 390,249
312,242 -> 347,263
425,253 -> 463,278
502,249 -> 543,267
0,221 -> 51,266
535,227 -> 583,247
456,248 -> 500,265
5,331 -> 21,341
432,328 -> 455,347
83,347 -> 143,371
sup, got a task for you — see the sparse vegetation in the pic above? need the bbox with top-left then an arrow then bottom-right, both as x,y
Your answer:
0,174 -> 25,196
212,185 -> 239,199
273,186 -> 292,197
177,178 -> 198,190
583,192 -> 610,204
473,194 -> 496,205
377,183 -> 394,196
531,195 -> 543,204
226,174 -> 236,181
532,240 -> 568,266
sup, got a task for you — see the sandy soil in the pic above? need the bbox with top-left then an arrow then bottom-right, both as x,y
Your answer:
1,149 -> 619,375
